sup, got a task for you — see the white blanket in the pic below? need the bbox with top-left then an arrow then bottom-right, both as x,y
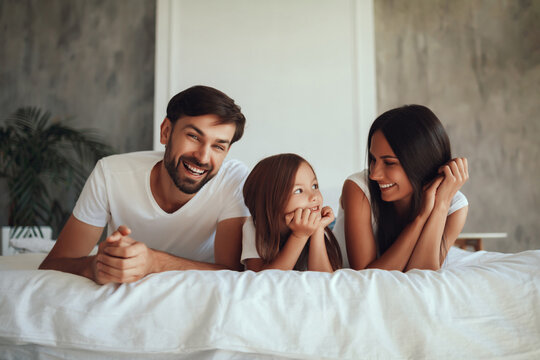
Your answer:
0,248 -> 539,359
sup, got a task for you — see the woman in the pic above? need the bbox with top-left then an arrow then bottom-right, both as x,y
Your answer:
333,105 -> 468,271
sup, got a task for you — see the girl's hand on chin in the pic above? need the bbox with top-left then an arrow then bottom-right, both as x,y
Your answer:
436,157 -> 469,207
285,207 -> 322,239
319,206 -> 335,228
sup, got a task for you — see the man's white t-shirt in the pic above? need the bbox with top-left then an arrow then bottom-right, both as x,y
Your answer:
73,151 -> 250,263
333,169 -> 469,267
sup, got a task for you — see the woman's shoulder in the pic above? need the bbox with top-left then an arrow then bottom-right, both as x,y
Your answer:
448,191 -> 468,215
346,169 -> 369,182
344,169 -> 370,199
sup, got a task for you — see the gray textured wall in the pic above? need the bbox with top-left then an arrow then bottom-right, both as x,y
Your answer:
374,0 -> 540,252
0,0 -> 155,230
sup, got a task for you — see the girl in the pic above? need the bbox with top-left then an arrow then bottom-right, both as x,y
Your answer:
333,105 -> 469,271
242,153 -> 342,272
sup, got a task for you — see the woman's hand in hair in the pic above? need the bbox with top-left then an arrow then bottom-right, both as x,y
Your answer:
435,157 -> 469,209
285,207 -> 322,240
419,176 -> 444,220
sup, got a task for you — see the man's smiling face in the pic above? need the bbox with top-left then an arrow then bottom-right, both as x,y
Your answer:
161,114 -> 236,194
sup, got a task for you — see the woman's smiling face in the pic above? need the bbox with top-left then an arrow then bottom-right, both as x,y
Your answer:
368,130 -> 413,206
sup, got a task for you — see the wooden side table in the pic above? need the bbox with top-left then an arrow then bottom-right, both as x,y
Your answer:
455,233 -> 507,251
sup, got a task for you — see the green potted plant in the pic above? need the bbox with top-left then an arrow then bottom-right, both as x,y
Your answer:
0,106 -> 114,241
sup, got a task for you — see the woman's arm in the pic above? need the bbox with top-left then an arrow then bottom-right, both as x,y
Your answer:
342,180 -> 377,269
405,158 -> 469,270
404,205 -> 448,271
404,205 -> 468,271
343,179 -> 439,271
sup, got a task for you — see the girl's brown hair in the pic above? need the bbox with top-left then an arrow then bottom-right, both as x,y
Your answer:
243,153 -> 342,270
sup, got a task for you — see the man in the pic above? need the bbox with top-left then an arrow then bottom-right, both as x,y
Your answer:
39,85 -> 249,284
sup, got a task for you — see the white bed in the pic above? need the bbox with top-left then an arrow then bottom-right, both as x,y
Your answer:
1,248 -> 539,359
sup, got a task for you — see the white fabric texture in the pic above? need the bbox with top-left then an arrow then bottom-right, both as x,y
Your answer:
333,169 -> 469,267
1,248 -> 539,360
72,151 -> 250,263
9,237 -> 55,253
241,216 -> 259,264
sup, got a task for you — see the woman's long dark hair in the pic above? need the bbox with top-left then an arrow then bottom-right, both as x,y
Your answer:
243,153 -> 342,271
367,105 -> 451,256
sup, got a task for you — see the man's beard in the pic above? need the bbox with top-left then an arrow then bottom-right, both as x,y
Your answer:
163,145 -> 215,195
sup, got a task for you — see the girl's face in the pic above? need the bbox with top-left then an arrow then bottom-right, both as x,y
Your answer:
369,130 -> 413,206
283,161 -> 323,216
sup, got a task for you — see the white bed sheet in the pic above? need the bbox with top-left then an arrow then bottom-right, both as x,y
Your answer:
0,248 -> 539,359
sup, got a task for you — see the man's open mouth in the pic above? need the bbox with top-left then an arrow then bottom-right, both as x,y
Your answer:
183,161 -> 208,176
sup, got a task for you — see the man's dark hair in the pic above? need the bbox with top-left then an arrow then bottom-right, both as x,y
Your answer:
166,85 -> 246,145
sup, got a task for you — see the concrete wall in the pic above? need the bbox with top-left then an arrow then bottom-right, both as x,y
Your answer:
374,0 -> 540,252
0,0 -> 155,230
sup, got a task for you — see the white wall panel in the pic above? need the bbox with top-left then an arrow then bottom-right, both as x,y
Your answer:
155,0 -> 376,211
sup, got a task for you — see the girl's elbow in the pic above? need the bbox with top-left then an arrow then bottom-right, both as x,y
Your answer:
425,263 -> 441,271
351,261 -> 370,270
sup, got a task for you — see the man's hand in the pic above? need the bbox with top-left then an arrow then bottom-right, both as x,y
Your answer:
92,226 -> 155,284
